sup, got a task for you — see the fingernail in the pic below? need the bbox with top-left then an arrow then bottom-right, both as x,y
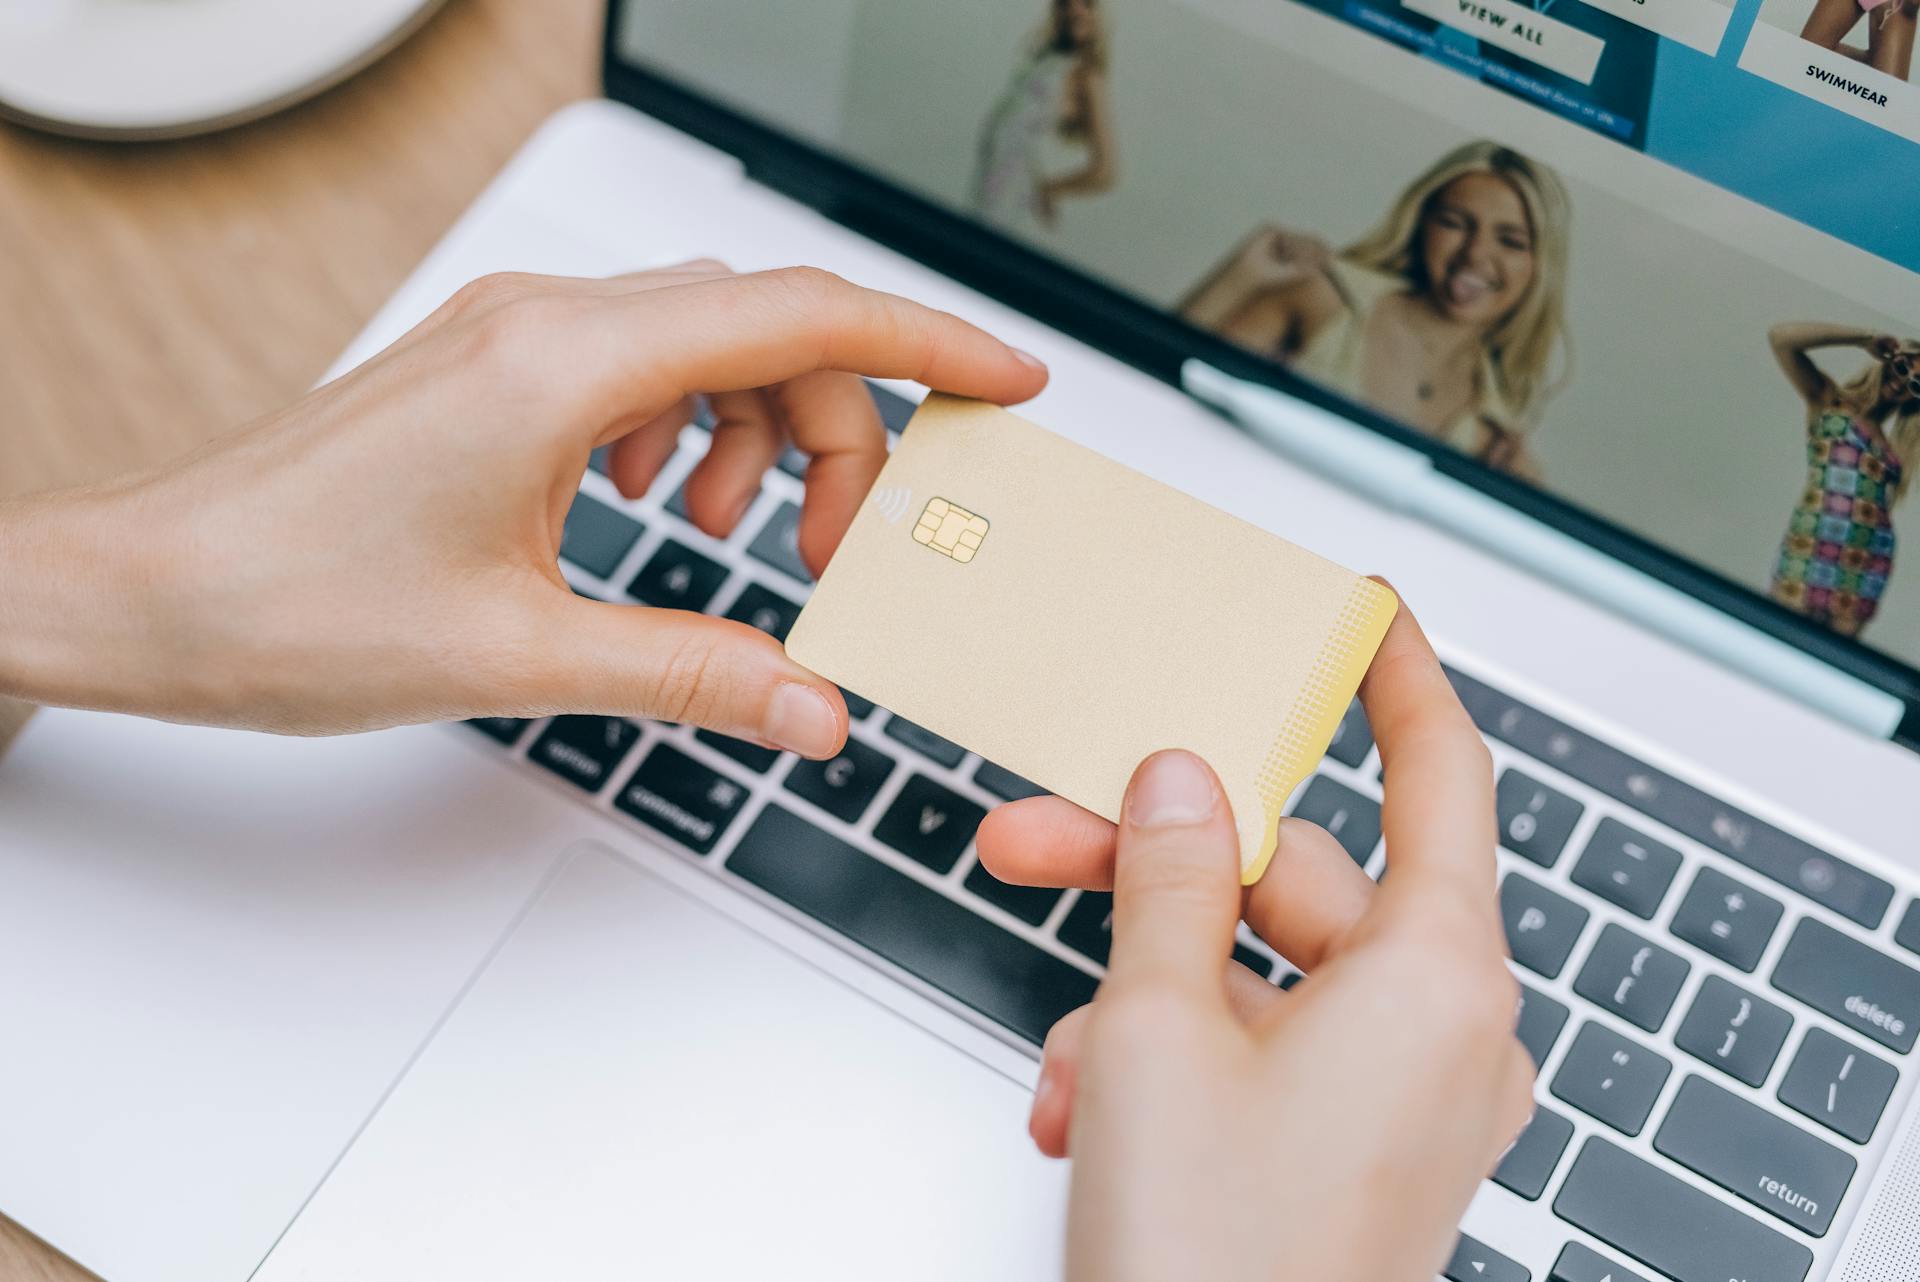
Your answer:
1498,1107 -> 1536,1164
1012,346 -> 1047,374
763,683 -> 840,758
1029,1063 -> 1056,1134
1126,750 -> 1218,829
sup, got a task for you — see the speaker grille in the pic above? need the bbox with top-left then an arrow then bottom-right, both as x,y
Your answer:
1837,1097 -> 1920,1282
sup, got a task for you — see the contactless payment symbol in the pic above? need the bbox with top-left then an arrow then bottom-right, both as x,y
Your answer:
911,496 -> 989,563
870,485 -> 914,524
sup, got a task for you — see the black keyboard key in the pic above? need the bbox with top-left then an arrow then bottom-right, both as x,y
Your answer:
746,500 -> 813,584
465,717 -> 529,745
1325,700 -> 1373,768
587,445 -> 612,475
1669,866 -> 1782,973
784,737 -> 894,824
664,478 -> 693,522
1673,975 -> 1792,1087
612,743 -> 749,855
727,805 -> 1098,1044
1493,1105 -> 1573,1200
840,688 -> 875,721
774,444 -> 808,479
1443,1234 -> 1529,1282
628,538 -> 729,612
1232,943 -> 1273,980
965,861 -> 1063,927
1450,667 -> 1891,928
695,729 -> 781,773
867,381 -> 918,433
974,759 -> 1047,802
1778,1027 -> 1897,1143
1501,874 -> 1589,979
1548,1241 -> 1651,1282
1516,983 -> 1569,1070
1288,776 -> 1381,865
559,493 -> 644,579
529,716 -> 641,792
1772,917 -> 1920,1053
1551,1021 -> 1670,1135
1553,1137 -> 1812,1282
1654,1074 -> 1855,1236
1573,924 -> 1689,1033
873,774 -> 986,874
883,715 -> 967,769
724,582 -> 802,642
1569,818 -> 1680,919
1897,900 -> 1920,955
1496,768 -> 1582,867
1057,891 -> 1113,967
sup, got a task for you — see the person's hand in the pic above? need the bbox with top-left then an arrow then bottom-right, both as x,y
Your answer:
0,263 -> 1046,738
976,606 -> 1532,1282
1229,224 -> 1332,292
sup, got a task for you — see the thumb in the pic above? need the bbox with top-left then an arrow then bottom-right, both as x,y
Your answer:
1104,750 -> 1242,1002
525,596 -> 847,758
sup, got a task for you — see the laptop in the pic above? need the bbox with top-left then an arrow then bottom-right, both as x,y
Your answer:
4,1 -> 1919,1280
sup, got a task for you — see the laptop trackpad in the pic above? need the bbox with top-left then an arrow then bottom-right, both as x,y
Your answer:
255,840 -> 1069,1281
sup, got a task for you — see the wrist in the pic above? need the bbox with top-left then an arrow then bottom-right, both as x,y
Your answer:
0,482 -> 188,717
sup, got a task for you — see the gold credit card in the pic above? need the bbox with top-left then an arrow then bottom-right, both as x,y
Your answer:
786,394 -> 1397,883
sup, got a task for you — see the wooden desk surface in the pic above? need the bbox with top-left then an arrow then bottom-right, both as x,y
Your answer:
0,0 -> 598,1274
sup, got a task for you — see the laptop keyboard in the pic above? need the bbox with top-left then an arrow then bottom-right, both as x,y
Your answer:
470,382 -> 1915,1282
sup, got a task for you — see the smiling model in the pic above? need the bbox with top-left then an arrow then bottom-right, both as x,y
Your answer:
1179,140 -> 1572,481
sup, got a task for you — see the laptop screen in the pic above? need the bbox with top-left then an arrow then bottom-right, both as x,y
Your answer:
610,0 -> 1920,682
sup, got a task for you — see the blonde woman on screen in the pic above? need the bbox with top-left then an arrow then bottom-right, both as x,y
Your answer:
971,0 -> 1116,234
1767,323 -> 1920,637
1181,141 -> 1571,480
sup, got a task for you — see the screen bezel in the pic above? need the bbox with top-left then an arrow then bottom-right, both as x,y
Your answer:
599,1 -> 1920,746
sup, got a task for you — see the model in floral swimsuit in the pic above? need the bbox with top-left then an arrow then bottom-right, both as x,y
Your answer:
1766,324 -> 1919,639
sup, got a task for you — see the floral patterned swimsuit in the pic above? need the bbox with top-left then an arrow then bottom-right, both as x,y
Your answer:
1770,410 -> 1901,634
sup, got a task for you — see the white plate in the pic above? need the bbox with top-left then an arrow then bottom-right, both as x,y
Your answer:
0,0 -> 449,140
